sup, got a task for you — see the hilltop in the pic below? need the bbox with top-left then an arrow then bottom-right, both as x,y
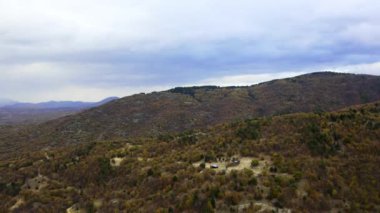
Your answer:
11,72 -> 379,149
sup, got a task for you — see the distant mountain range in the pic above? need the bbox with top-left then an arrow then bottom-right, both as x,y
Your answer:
0,97 -> 118,125
0,98 -> 17,107
0,97 -> 118,109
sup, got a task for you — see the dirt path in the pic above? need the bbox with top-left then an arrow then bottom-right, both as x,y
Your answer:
226,157 -> 269,175
22,175 -> 49,191
9,198 -> 24,211
110,157 -> 124,167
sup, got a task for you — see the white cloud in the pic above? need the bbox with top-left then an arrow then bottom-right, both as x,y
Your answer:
192,60 -> 380,87
23,85 -> 172,103
332,61 -> 380,75
0,62 -> 161,102
195,71 -> 307,87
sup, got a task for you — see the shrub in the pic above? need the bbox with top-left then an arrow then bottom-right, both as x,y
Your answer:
1,182 -> 21,196
225,191 -> 242,205
251,160 -> 259,167
200,163 -> 206,169
147,168 -> 154,177
249,177 -> 258,186
157,134 -> 174,142
268,185 -> 281,199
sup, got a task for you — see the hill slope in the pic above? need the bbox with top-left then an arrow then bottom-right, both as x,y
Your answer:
27,72 -> 380,147
1,101 -> 379,212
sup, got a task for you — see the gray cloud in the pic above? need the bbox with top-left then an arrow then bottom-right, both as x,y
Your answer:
1,0 -> 380,101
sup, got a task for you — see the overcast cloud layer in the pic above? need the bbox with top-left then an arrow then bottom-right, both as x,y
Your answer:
1,0 -> 380,102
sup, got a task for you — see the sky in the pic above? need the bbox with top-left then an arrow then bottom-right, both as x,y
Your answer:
1,0 -> 380,102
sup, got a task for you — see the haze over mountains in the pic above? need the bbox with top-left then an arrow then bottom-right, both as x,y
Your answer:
0,97 -> 118,125
0,99 -> 17,107
0,97 -> 118,109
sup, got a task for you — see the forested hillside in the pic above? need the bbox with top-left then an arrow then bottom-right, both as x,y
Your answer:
1,101 -> 379,212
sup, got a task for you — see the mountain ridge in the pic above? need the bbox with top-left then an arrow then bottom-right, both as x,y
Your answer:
3,71 -> 378,151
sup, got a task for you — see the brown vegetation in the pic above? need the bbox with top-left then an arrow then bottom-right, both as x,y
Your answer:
0,101 -> 379,212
